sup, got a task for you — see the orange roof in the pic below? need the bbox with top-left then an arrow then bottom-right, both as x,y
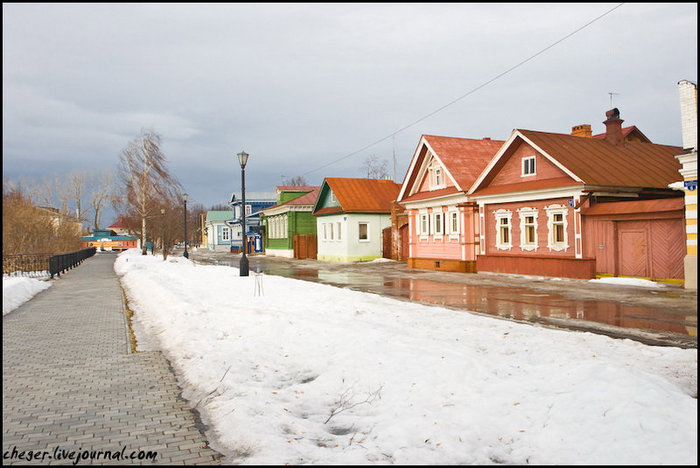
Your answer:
317,178 -> 401,214
424,135 -> 505,190
400,186 -> 462,203
517,129 -> 682,188
582,197 -> 684,216
108,218 -> 126,229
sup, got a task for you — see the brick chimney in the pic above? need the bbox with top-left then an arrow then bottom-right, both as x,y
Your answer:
571,124 -> 592,138
603,108 -> 624,145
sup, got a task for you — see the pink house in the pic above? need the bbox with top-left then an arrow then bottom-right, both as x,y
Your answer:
397,134 -> 505,272
469,108 -> 686,281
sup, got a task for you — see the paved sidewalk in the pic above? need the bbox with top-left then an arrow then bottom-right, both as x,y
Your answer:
2,253 -> 222,465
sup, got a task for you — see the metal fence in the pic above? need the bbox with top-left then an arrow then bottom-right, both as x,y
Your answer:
3,248 -> 97,278
3,254 -> 52,277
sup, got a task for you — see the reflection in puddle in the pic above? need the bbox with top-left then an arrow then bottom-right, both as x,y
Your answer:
217,259 -> 697,338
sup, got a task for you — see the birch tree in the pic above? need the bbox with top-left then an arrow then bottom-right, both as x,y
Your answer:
117,129 -> 182,255
88,170 -> 113,231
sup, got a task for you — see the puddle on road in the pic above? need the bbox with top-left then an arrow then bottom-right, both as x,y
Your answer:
216,258 -> 697,338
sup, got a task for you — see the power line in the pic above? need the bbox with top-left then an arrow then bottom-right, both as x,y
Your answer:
302,3 -> 625,177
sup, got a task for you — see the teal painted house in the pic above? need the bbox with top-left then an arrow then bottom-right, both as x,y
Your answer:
260,186 -> 320,258
205,210 -> 235,251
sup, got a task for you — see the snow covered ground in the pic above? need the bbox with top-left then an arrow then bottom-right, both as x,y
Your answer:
113,249 -> 697,465
3,276 -> 52,316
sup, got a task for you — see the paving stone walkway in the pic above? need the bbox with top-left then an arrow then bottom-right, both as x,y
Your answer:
2,253 -> 222,465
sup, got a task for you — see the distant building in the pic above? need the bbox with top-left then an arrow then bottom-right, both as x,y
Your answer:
205,210 -> 235,252
107,218 -> 131,236
82,229 -> 139,252
229,192 -> 277,253
261,186 -> 320,258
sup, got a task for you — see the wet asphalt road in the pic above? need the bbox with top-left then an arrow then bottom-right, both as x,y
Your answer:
186,250 -> 697,349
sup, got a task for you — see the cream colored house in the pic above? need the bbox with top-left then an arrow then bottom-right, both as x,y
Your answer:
312,178 -> 400,262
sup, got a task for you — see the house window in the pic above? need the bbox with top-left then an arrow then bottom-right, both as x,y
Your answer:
330,222 -> 334,241
448,211 -> 459,236
553,214 -> 565,243
358,222 -> 369,241
434,167 -> 442,187
517,207 -> 538,251
494,209 -> 513,250
430,164 -> 445,190
420,214 -> 429,236
522,156 -> 536,176
434,212 -> 443,235
545,204 -> 569,251
222,227 -> 230,241
245,205 -> 252,216
336,222 -> 342,241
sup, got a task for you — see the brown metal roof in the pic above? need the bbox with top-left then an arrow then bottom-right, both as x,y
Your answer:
582,197 -> 684,216
324,178 -> 401,213
518,129 -> 682,188
424,135 -> 505,190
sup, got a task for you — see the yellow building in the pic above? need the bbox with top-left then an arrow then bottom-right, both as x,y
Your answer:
675,80 -> 697,290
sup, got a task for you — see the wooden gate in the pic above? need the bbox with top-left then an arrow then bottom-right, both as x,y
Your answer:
399,224 -> 409,261
293,234 -> 317,259
617,224 -> 649,277
382,227 -> 392,259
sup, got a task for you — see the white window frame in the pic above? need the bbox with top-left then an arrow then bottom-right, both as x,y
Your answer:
494,209 -> 513,250
433,211 -> 443,236
522,156 -> 536,177
447,210 -> 460,238
336,222 -> 342,241
245,204 -> 252,216
517,207 -> 538,251
358,222 -> 370,242
322,223 -> 328,242
545,204 -> 569,251
222,226 -> 230,241
419,213 -> 430,239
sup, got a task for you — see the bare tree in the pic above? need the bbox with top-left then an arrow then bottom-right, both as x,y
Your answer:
88,170 -> 114,231
282,175 -> 308,186
116,129 -> 182,255
361,155 -> 390,179
67,170 -> 88,225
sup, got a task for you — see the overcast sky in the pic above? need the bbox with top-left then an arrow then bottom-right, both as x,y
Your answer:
3,3 -> 697,221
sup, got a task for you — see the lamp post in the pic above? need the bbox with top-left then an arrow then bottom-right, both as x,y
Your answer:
238,151 -> 249,276
183,193 -> 189,258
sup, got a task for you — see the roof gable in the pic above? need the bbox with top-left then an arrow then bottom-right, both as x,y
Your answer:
398,134 -> 504,202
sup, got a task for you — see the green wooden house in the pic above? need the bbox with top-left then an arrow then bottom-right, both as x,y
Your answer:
260,186 -> 320,258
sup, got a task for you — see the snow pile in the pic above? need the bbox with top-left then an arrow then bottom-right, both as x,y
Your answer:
114,249 -> 697,465
589,277 -> 668,288
3,276 -> 52,315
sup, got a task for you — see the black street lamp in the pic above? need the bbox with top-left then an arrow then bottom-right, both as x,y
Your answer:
238,151 -> 249,276
183,193 -> 189,259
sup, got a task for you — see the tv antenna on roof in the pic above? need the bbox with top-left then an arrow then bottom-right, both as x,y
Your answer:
608,92 -> 620,107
